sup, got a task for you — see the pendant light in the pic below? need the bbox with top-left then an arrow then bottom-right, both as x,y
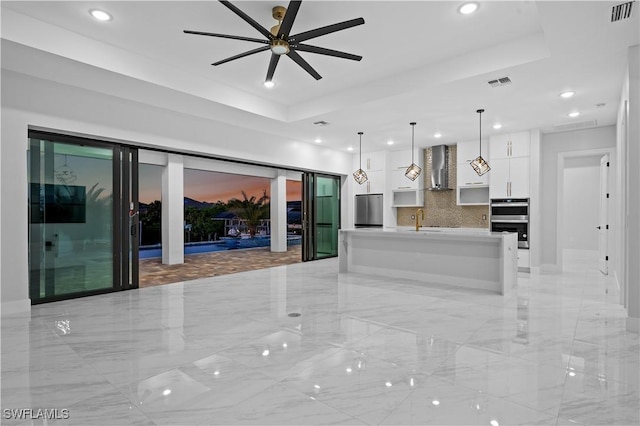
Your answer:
405,122 -> 422,181
470,109 -> 490,176
353,131 -> 368,184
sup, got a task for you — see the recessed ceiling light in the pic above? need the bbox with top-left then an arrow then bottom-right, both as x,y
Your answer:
347,146 -> 354,151
560,91 -> 575,99
458,2 -> 479,15
263,81 -> 275,88
434,133 -> 442,138
493,123 -> 503,129
387,140 -> 394,145
568,111 -> 581,118
314,138 -> 322,144
89,9 -> 112,21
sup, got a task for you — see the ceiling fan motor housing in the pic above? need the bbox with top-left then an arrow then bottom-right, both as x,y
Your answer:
271,39 -> 290,55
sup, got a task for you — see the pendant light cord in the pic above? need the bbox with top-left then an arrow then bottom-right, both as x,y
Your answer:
358,131 -> 364,169
410,122 -> 416,163
476,109 -> 484,155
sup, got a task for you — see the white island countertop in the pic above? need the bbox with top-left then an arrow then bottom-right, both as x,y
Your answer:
339,227 -> 518,295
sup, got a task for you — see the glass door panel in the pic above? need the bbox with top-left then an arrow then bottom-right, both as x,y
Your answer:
302,173 -> 340,261
29,138 -> 115,301
315,175 -> 340,258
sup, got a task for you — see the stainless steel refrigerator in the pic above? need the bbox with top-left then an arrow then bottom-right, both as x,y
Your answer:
354,193 -> 383,228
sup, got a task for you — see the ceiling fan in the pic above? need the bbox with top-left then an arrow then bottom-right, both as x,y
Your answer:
183,0 -> 364,83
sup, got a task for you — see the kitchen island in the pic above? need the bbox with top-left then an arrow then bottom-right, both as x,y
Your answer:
338,228 -> 518,295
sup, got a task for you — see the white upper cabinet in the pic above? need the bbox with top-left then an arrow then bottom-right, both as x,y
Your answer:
389,148 -> 424,191
388,148 -> 424,206
489,132 -> 531,198
506,157 -> 530,198
352,151 -> 386,195
456,139 -> 489,164
488,158 -> 511,199
456,140 -> 489,205
456,140 -> 489,186
458,162 -> 489,186
489,132 -> 530,159
364,150 -> 386,171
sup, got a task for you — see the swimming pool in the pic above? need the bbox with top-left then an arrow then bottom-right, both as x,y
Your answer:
139,236 -> 302,259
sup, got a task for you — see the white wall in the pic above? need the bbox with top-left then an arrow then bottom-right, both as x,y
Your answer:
0,70 -> 352,313
617,45 -> 640,332
562,163 -> 600,251
540,126 -> 616,270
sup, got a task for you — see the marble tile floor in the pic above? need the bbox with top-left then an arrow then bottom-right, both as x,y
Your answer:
1,249 -> 638,425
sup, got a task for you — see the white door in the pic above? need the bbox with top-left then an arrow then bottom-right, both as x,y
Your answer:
598,154 -> 609,275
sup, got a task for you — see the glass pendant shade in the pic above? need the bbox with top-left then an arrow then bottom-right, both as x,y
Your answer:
353,131 -> 368,184
353,168 -> 368,184
405,122 -> 422,181
471,109 -> 490,176
470,155 -> 490,175
405,163 -> 422,181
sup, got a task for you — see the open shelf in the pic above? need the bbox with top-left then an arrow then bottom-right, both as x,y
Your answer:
392,189 -> 424,207
457,186 -> 490,205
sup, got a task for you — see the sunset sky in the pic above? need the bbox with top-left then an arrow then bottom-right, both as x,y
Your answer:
139,164 -> 302,204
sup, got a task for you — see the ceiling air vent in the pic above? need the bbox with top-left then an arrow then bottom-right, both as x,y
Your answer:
553,120 -> 598,133
611,1 -> 634,22
488,77 -> 512,87
313,120 -> 330,126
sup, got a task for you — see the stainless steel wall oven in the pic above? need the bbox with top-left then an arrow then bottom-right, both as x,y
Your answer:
490,198 -> 529,249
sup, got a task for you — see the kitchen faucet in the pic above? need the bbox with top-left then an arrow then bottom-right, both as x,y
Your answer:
416,208 -> 424,231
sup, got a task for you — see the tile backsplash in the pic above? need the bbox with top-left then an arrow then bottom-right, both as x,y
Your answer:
397,145 -> 489,228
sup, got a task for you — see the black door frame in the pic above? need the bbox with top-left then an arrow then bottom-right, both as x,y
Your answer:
302,172 -> 341,261
28,130 -> 139,304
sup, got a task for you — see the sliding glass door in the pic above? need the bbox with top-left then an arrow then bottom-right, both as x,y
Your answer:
28,131 -> 138,303
302,173 -> 341,261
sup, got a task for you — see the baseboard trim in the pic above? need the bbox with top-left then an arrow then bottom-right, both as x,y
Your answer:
1,299 -> 31,316
627,317 -> 640,333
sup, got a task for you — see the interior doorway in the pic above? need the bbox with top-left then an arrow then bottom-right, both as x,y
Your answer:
557,148 -> 614,273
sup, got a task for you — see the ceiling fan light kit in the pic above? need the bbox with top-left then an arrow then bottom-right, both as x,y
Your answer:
184,0 -> 365,84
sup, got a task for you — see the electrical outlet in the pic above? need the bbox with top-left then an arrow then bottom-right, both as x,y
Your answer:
482,214 -> 487,220
411,215 -> 415,220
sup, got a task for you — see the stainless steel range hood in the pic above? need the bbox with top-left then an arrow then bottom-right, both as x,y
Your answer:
428,145 -> 452,191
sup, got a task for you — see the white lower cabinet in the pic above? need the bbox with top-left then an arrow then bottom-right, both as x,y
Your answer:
517,249 -> 530,269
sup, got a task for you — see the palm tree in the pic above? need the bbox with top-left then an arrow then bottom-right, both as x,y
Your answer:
227,190 -> 270,237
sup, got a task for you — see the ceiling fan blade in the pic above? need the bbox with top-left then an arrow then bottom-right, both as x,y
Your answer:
219,0 -> 273,40
293,44 -> 362,61
212,46 -> 270,66
289,17 -> 364,43
266,54 -> 281,81
286,50 -> 321,80
277,1 -> 301,38
184,30 -> 268,45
